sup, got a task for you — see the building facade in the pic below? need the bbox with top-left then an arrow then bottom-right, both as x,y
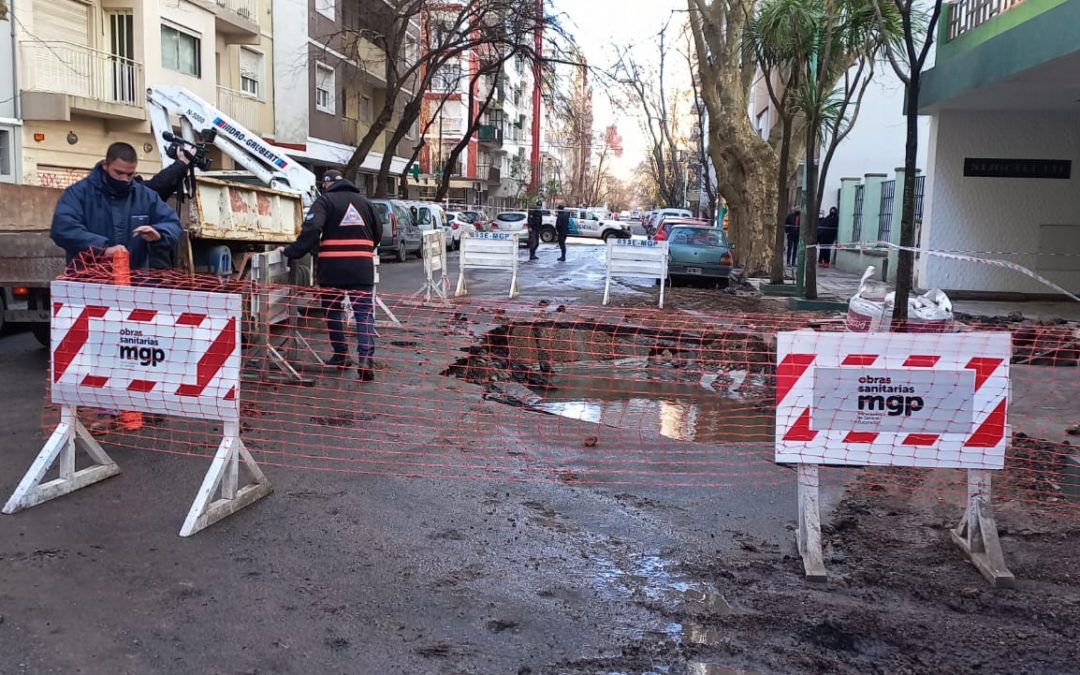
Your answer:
917,0 -> 1080,295
272,0 -> 415,193
1,2 -> 18,184
746,66 -> 929,212
11,0 -> 274,187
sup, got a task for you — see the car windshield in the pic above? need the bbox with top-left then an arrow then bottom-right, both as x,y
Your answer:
669,227 -> 726,247
501,213 -> 525,221
371,202 -> 390,224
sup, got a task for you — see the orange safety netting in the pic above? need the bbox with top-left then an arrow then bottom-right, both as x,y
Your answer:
42,254 -> 1079,512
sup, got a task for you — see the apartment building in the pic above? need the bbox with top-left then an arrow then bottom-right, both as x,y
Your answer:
1,3 -> 18,184
485,52 -> 534,209
917,0 -> 1080,295
746,66 -> 929,213
273,0 -> 415,194
412,39 -> 485,206
7,0 -> 274,188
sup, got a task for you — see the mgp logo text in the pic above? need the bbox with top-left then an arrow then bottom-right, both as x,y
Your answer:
118,328 -> 167,367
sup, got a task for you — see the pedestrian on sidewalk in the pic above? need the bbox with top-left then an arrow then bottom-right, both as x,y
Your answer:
818,206 -> 838,268
526,201 -> 543,260
555,205 -> 571,261
280,170 -> 383,382
784,208 -> 801,267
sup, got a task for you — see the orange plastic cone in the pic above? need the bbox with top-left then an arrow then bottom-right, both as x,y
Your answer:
112,248 -> 143,431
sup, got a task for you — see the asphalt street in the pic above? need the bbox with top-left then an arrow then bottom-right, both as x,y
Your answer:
0,238 -> 820,675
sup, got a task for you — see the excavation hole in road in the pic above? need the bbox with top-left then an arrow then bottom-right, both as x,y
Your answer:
444,318 -> 777,445
529,376 -> 774,445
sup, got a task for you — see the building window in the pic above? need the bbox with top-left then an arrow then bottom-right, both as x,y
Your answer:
240,48 -> 263,98
435,61 -> 461,91
0,130 -> 11,177
315,62 -> 336,113
316,0 -> 335,20
755,108 -> 769,140
360,94 -> 373,122
161,25 -> 201,78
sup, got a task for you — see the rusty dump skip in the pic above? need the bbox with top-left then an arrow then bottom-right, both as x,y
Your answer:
190,176 -> 303,243
0,183 -> 66,285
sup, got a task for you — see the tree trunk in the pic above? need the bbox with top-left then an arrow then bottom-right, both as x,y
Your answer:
345,97 -> 397,180
802,125 -> 819,300
891,70 -> 920,330
771,116 -> 793,284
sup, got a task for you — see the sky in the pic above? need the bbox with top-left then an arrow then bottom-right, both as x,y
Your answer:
551,0 -> 688,180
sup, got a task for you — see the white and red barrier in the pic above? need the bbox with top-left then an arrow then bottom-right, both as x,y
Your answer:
456,231 -> 520,299
776,331 -> 1014,586
603,238 -> 668,308
3,278 -> 270,537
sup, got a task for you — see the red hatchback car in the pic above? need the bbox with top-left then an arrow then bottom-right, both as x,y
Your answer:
652,218 -> 710,241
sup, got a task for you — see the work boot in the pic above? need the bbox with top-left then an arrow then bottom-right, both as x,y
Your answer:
558,256 -> 566,261
327,353 -> 352,368
357,357 -> 375,382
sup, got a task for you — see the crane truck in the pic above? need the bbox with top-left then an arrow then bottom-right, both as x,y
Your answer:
0,85 -> 319,344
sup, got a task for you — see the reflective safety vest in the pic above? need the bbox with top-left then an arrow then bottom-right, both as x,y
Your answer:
319,238 -> 375,259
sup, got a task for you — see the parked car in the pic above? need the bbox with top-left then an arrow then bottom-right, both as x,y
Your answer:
666,224 -> 734,287
653,218 -> 710,241
646,208 -> 695,235
370,198 -> 423,262
488,211 -> 530,247
445,211 -> 478,250
566,208 -> 631,241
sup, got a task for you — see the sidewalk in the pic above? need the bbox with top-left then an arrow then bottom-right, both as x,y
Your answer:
812,265 -> 1080,321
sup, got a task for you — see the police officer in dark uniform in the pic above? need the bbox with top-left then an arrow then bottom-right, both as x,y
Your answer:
281,169 -> 383,381
526,201 -> 543,260
555,204 -> 571,261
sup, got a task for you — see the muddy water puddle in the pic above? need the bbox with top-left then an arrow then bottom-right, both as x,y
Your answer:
530,376 -> 774,445
595,554 -> 758,674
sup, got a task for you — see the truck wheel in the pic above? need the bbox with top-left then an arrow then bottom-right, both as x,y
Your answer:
539,227 -> 557,243
602,231 -> 614,242
32,322 -> 50,347
396,240 -> 407,262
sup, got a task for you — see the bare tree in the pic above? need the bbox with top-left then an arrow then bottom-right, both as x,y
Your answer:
872,0 -> 943,329
611,18 -> 689,209
315,0 -> 562,195
432,52 -> 512,202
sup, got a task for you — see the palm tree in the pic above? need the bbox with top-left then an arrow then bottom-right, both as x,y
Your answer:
746,0 -> 901,295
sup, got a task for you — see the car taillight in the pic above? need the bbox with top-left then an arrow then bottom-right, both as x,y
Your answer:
490,221 -> 499,229
12,287 -> 29,297
721,252 -> 733,265
389,213 -> 397,237
451,222 -> 459,230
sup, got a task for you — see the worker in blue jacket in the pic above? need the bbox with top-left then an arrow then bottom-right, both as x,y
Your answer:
50,142 -> 182,269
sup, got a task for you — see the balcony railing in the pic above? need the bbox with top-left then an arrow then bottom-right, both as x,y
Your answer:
22,42 -> 143,107
477,124 -> 503,145
217,86 -> 262,134
947,0 -> 1026,40
215,0 -> 257,22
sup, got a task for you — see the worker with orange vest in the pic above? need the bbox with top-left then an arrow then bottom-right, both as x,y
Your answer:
282,169 -> 383,381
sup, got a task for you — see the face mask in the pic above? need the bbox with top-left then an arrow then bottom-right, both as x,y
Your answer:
103,169 -> 133,197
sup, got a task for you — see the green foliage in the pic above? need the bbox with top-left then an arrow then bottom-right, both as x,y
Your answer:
747,0 -> 902,125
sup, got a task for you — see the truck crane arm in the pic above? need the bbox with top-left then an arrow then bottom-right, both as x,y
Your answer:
146,85 -> 318,206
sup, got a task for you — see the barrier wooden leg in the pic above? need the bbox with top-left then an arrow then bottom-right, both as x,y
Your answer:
950,469 -> 1014,588
180,421 -> 271,537
3,406 -> 121,514
455,268 -> 467,297
659,276 -> 666,309
603,275 -> 611,306
509,270 -> 519,299
797,464 -> 828,582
